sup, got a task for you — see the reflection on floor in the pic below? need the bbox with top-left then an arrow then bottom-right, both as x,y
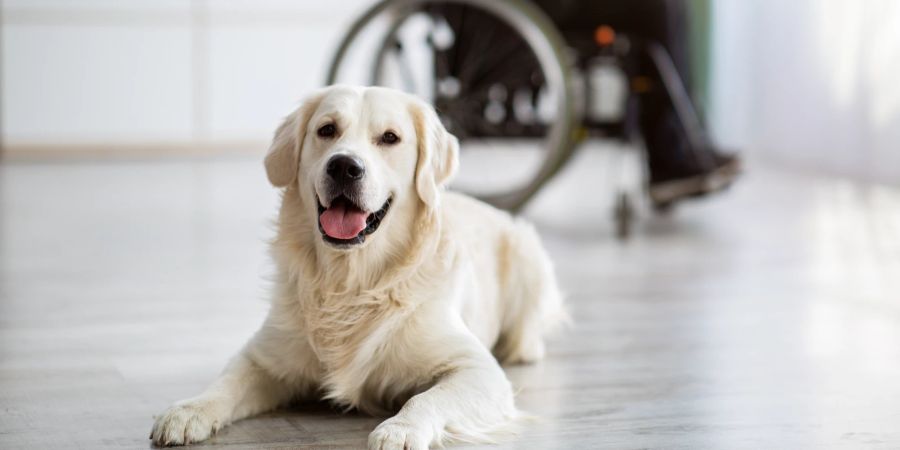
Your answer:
1,148 -> 899,449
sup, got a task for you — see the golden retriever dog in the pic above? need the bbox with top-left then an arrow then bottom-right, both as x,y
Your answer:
150,85 -> 564,449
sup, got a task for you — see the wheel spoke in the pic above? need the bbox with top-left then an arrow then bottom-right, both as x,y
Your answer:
337,0 -> 575,210
390,41 -> 419,95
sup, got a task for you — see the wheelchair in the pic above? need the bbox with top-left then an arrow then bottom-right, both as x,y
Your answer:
327,0 -> 714,236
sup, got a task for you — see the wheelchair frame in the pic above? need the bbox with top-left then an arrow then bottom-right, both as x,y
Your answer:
327,0 -> 709,235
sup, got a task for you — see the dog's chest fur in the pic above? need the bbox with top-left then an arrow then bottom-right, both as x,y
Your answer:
298,284 -> 426,413
273,189 -> 453,413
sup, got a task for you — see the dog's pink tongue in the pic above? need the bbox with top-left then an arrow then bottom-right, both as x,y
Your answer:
320,203 -> 368,239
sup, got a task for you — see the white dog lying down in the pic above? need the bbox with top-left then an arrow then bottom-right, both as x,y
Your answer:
151,85 -> 565,449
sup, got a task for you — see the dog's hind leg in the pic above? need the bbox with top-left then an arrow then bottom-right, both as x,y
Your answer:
493,221 -> 566,365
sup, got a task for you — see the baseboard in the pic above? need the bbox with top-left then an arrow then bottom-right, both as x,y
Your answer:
1,140 -> 269,161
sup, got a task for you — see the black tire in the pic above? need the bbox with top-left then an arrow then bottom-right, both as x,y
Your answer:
327,0 -> 578,212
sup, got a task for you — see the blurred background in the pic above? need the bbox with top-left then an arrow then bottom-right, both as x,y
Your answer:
2,1 -> 900,448
2,0 -> 899,182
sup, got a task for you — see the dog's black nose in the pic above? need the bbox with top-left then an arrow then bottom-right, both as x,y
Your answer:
326,155 -> 365,183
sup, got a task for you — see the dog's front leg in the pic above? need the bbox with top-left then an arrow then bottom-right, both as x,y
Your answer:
368,344 -> 517,450
150,350 -> 293,446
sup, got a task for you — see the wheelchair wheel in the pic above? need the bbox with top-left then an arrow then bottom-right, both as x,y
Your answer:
326,0 -> 578,212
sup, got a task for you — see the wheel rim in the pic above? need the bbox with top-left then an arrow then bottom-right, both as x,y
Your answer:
327,0 -> 578,212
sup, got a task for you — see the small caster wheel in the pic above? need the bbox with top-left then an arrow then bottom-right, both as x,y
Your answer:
614,192 -> 634,239
652,200 -> 675,215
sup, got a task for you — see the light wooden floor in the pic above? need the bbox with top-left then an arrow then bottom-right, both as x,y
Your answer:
2,149 -> 900,449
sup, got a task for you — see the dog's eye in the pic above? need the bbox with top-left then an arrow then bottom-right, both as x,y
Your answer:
317,124 -> 337,138
380,131 -> 400,145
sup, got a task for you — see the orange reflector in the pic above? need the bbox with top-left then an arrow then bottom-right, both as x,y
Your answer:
594,25 -> 616,47
632,76 -> 653,93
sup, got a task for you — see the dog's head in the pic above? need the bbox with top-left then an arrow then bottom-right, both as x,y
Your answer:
265,85 -> 458,250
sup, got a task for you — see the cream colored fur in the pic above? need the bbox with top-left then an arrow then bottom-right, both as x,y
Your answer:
150,86 -> 565,449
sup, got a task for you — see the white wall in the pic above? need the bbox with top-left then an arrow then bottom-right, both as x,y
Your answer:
1,0 -> 370,146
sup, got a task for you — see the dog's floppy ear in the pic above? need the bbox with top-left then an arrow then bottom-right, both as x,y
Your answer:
411,101 -> 459,210
264,92 -> 324,188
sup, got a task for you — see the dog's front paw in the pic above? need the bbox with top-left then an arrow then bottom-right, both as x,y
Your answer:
150,400 -> 221,447
368,418 -> 432,450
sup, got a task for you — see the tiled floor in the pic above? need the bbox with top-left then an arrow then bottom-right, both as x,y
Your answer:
1,148 -> 899,449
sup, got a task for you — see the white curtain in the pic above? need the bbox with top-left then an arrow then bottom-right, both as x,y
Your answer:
709,0 -> 900,184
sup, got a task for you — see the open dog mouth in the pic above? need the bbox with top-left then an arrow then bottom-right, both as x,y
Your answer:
317,195 -> 392,247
